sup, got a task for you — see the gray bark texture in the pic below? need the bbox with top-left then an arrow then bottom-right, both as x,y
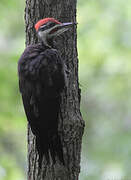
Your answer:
25,0 -> 85,179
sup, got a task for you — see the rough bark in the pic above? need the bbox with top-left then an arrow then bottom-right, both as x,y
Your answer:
25,0 -> 84,179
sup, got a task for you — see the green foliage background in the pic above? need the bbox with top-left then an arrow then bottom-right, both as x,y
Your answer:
0,0 -> 131,179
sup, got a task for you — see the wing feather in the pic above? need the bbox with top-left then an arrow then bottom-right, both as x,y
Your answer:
18,44 -> 65,165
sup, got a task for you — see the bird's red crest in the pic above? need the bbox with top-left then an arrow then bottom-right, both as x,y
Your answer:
35,18 -> 61,31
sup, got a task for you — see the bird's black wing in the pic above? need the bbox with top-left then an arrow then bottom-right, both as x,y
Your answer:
18,44 -> 65,165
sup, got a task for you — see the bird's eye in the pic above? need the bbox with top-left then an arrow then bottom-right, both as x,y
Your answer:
39,25 -> 46,31
39,22 -> 56,31
48,22 -> 56,28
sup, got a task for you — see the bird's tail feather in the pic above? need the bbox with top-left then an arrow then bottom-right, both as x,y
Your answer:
36,135 -> 49,167
49,132 -> 64,164
36,132 -> 64,167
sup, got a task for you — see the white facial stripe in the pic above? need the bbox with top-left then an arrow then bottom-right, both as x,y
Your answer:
38,30 -> 50,47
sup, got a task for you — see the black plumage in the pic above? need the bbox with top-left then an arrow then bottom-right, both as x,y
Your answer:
18,43 -> 65,166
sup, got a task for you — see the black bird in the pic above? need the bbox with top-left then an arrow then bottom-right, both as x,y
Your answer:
18,18 -> 74,166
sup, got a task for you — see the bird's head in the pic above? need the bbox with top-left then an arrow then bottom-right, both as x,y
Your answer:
35,18 -> 75,47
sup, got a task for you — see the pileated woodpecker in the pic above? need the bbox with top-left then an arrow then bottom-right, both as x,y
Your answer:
18,18 -> 74,166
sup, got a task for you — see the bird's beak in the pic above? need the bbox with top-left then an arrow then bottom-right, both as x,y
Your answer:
60,22 -> 77,28
48,22 -> 77,37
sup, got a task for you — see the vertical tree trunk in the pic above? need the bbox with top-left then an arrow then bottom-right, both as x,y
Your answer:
25,0 -> 84,179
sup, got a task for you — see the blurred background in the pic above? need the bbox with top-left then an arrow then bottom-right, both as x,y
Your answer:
0,0 -> 131,179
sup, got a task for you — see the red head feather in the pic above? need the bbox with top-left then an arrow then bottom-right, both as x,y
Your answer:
35,18 -> 61,31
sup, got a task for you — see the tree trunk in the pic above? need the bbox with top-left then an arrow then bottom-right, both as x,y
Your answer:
25,0 -> 84,179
